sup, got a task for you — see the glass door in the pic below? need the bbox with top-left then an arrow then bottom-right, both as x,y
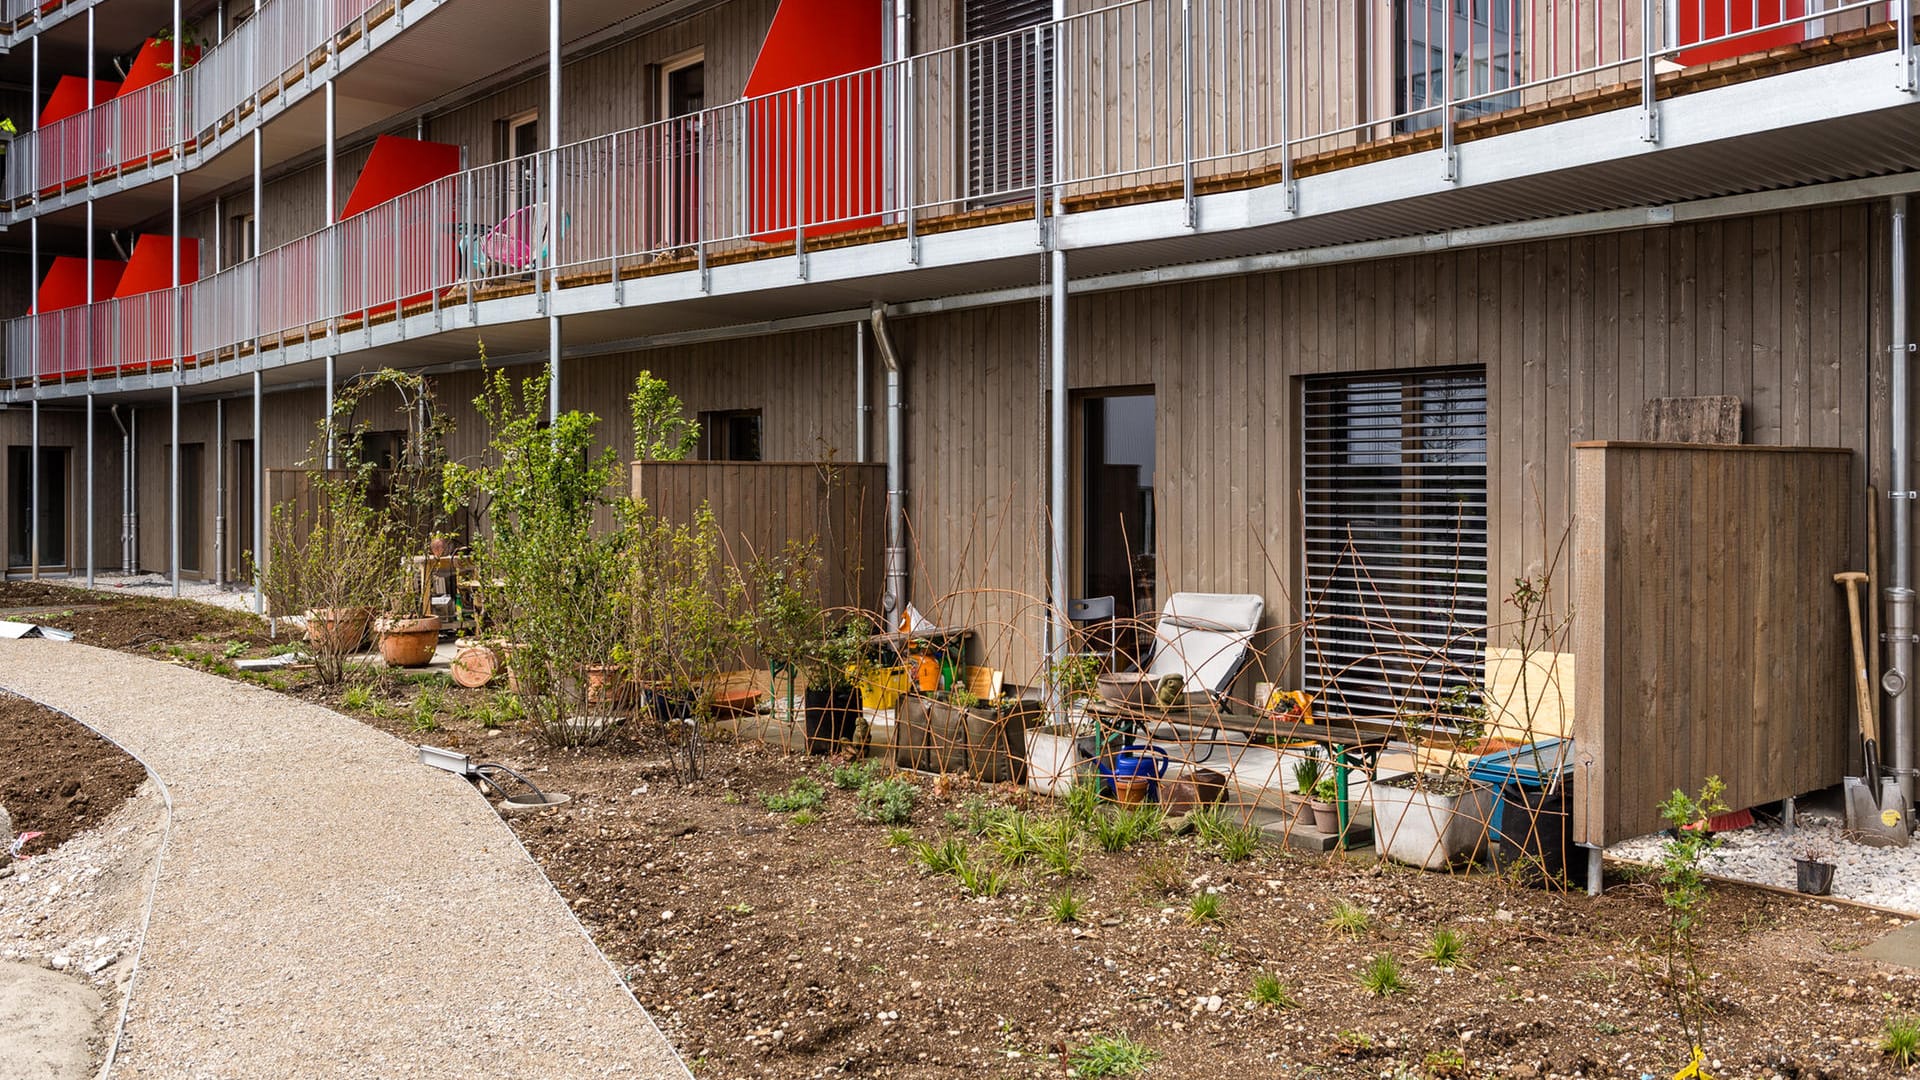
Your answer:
7,447 -> 68,569
1081,393 -> 1156,659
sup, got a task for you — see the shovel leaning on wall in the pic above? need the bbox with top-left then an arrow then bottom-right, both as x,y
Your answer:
1835,570 -> 1911,847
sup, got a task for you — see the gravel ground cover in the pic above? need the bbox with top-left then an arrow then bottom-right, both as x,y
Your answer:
0,637 -> 688,1079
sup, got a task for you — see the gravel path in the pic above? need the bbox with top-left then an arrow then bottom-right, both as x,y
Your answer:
0,639 -> 690,1079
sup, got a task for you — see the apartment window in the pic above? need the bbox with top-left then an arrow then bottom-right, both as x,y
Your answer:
1394,0 -> 1523,133
1301,368 -> 1488,721
227,212 -> 256,265
699,410 -> 762,462
963,0 -> 1053,203
658,50 -> 706,249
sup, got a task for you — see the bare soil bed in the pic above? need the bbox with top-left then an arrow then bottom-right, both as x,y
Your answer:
0,694 -> 145,854
6,581 -> 1920,1079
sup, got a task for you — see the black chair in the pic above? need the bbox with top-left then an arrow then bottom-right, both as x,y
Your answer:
1067,596 -> 1117,670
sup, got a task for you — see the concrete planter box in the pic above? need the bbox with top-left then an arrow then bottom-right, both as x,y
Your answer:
1370,778 -> 1495,870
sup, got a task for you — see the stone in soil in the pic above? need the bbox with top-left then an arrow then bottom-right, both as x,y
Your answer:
0,959 -> 104,1079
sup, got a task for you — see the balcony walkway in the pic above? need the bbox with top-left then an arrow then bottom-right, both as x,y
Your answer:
0,637 -> 689,1079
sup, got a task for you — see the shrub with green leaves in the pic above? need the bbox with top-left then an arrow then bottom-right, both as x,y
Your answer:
760,777 -> 826,813
1656,776 -> 1728,1053
831,760 -> 880,791
856,777 -> 919,825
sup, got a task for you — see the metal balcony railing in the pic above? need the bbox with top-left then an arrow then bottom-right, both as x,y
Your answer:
3,0 -> 1906,385
2,0 -> 388,203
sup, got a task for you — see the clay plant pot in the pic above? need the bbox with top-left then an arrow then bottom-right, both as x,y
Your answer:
374,615 -> 442,668
1113,776 -> 1152,807
1309,799 -> 1342,834
305,607 -> 372,655
450,643 -> 502,688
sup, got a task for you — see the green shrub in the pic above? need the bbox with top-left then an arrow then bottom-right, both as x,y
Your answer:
856,778 -> 919,825
761,777 -> 826,813
831,760 -> 880,791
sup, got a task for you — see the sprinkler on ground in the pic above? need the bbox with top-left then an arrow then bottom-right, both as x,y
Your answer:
418,745 -> 571,813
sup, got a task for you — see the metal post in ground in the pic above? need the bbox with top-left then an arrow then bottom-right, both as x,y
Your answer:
86,394 -> 95,588
253,371 -> 264,615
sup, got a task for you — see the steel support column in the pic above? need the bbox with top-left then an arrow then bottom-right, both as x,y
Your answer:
86,394 -> 95,587
253,371 -> 264,614
29,399 -> 39,579
547,0 -> 562,423
170,385 -> 181,598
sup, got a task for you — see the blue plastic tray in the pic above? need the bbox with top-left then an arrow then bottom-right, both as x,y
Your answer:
1467,737 -> 1575,790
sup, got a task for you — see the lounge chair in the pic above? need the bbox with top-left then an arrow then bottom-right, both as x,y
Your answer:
1095,591 -> 1265,706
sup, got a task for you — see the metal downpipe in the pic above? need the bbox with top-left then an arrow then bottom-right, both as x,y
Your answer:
1889,195 -> 1916,806
855,323 -> 869,461
126,407 -> 138,573
253,372 -> 264,615
214,399 -> 226,588
1049,249 -> 1069,666
870,305 -> 907,626
86,394 -> 94,588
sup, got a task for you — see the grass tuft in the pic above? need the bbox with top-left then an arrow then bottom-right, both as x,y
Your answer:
1883,1014 -> 1920,1067
1324,899 -> 1371,939
1049,889 -> 1085,924
1071,1033 -> 1158,1078
1250,971 -> 1296,1009
1422,926 -> 1466,969
1186,891 -> 1224,925
1357,952 -> 1405,997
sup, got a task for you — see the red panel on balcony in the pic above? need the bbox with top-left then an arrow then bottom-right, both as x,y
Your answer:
31,257 -> 126,313
338,136 -> 463,319
1675,0 -> 1805,67
744,0 -> 885,243
38,77 -> 122,126
117,38 -> 201,96
340,136 -> 462,219
112,235 -> 200,298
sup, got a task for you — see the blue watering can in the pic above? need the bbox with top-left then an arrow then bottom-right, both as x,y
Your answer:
1100,743 -> 1170,801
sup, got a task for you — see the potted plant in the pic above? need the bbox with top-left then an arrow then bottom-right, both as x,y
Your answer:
1291,757 -> 1326,821
1308,777 -> 1344,834
802,620 -> 867,756
748,539 -> 824,726
1794,840 -> 1836,896
330,370 -> 456,669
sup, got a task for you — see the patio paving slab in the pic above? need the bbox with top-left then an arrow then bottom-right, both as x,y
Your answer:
0,638 -> 689,1079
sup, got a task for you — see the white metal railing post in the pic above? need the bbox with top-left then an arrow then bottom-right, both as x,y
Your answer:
697,117 -> 710,292
795,85 -> 808,278
1642,0 -> 1661,141
1033,26 -> 1047,243
1440,0 -> 1456,182
1901,0 -> 1917,92
903,52 -> 918,264
1181,0 -> 1196,225
1279,0 -> 1294,212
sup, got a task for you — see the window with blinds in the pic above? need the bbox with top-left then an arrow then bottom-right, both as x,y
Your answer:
1301,368 -> 1489,723
963,0 -> 1052,204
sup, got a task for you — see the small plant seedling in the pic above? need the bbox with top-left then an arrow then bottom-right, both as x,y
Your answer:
760,777 -> 826,813
913,836 -> 969,877
884,826 -> 916,848
990,811 -> 1044,865
956,857 -> 1008,897
1324,900 -> 1371,939
1358,953 -> 1405,997
1070,1032 -> 1158,1078
789,808 -> 818,826
1049,889 -> 1084,924
724,902 -> 754,915
222,640 -> 248,659
341,686 -> 373,711
1883,1014 -> 1920,1067
1063,776 -> 1104,827
1250,972 -> 1296,1009
1422,1047 -> 1467,1078
1422,926 -> 1466,968
1336,1030 -> 1376,1052
1040,824 -> 1083,878
1186,892 -> 1223,924
720,790 -> 742,805
856,777 -> 919,825
1211,821 -> 1261,863
1093,804 -> 1165,852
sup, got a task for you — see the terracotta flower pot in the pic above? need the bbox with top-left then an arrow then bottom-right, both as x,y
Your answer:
1113,776 -> 1152,807
1309,799 -> 1342,834
374,615 -> 442,668
305,607 -> 372,655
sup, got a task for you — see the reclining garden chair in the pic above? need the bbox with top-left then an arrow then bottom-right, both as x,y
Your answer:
1100,591 -> 1266,705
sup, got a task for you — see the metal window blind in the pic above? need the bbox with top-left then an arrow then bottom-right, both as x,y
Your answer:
1301,368 -> 1489,722
964,0 -> 1052,204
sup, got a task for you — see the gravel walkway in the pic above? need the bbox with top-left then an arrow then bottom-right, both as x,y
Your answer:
0,639 -> 689,1079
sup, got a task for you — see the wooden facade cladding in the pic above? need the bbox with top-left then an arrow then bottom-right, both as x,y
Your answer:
1571,442 -> 1854,847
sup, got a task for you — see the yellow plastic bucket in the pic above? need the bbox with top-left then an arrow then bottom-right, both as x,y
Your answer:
858,667 -> 910,711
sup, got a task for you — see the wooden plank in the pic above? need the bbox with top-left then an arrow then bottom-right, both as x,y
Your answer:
1640,397 -> 1744,444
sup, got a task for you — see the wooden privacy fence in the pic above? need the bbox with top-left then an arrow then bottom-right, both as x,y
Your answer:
1572,442 -> 1853,847
632,461 -> 885,615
